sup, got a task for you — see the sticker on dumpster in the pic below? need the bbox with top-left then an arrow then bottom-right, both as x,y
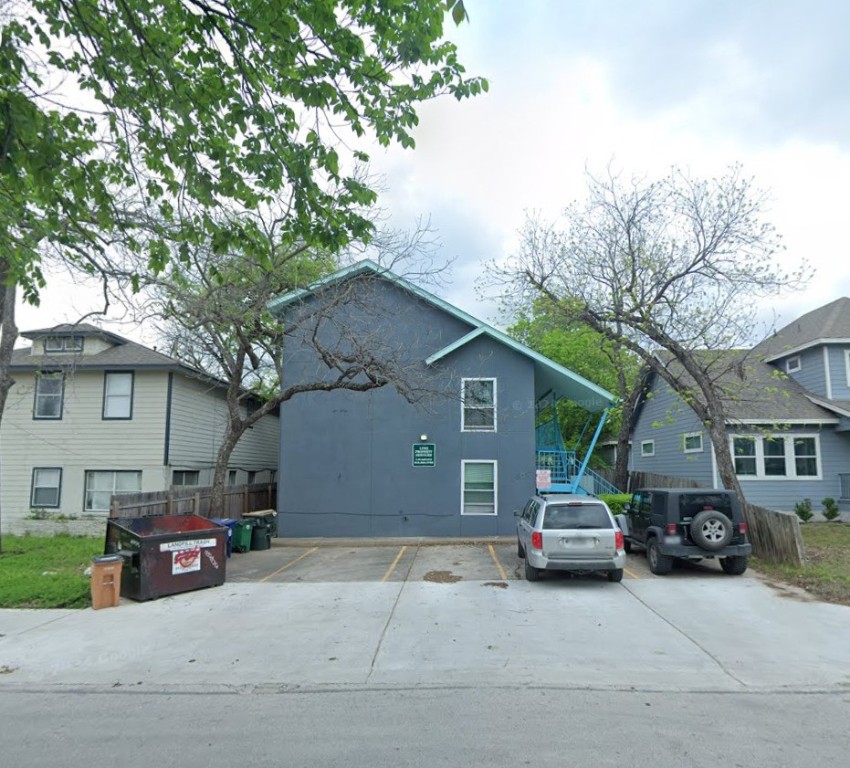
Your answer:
159,538 -> 217,552
172,547 -> 201,574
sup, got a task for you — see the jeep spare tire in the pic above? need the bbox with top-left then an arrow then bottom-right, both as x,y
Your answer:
690,509 -> 733,550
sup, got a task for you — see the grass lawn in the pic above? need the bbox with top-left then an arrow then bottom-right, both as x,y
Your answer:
0,534 -> 103,609
752,522 -> 850,606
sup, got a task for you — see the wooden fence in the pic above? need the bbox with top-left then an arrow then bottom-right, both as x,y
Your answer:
622,471 -> 806,566
109,483 -> 277,520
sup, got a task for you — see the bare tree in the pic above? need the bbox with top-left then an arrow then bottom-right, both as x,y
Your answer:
498,165 -> 809,497
141,210 -> 450,512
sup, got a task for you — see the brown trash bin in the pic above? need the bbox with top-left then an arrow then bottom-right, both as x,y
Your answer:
90,554 -> 123,609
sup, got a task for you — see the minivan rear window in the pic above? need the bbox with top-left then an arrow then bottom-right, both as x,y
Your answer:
542,503 -> 611,530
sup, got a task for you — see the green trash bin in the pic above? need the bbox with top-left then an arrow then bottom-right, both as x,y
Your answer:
232,520 -> 254,553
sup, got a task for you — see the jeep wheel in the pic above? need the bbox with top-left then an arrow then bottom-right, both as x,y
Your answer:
720,555 -> 748,575
690,510 -> 734,551
647,538 -> 673,575
607,568 -> 624,582
524,559 -> 541,582
517,538 -> 526,558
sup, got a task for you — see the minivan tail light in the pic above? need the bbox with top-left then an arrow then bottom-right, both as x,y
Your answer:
615,530 -> 624,551
531,531 -> 543,550
665,523 -> 678,535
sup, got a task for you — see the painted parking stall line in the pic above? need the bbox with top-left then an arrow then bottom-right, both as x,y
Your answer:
488,544 -> 508,581
382,546 -> 408,582
259,547 -> 319,582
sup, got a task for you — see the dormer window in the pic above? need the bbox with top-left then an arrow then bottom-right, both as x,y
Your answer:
44,335 -> 83,353
786,356 -> 801,373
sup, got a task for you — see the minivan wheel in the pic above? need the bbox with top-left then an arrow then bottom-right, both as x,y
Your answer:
607,568 -> 624,582
647,538 -> 673,575
720,555 -> 748,575
524,559 -> 540,582
517,538 -> 526,558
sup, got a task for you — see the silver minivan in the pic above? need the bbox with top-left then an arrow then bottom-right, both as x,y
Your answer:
516,494 -> 626,582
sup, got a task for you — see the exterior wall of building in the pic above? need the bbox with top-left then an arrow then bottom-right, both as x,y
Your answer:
0,369 -> 170,532
167,375 -> 280,486
629,378 -> 715,486
779,347 -> 827,395
278,279 -> 537,537
827,345 -> 850,400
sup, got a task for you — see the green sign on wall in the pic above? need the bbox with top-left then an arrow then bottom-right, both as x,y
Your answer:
412,443 -> 436,467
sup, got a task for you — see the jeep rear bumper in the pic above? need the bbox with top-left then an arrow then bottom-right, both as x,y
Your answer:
658,541 -> 752,558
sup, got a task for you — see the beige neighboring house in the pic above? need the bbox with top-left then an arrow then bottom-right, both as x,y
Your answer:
1,324 -> 279,535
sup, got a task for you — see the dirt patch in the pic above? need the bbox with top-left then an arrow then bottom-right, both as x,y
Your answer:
424,570 -> 462,584
482,581 -> 508,589
757,577 -> 818,603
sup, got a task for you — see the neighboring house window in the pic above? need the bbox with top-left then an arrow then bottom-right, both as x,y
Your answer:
172,470 -> 200,486
84,470 -> 142,512
103,372 -> 134,419
247,471 -> 257,485
269,470 -> 277,483
461,378 -> 496,432
34,372 -> 64,419
228,470 -> 238,486
461,460 -> 497,515
30,468 -> 62,508
845,350 -> 850,386
731,435 -> 820,479
640,440 -> 655,457
786,356 -> 801,373
683,433 -> 703,453
44,335 -> 83,353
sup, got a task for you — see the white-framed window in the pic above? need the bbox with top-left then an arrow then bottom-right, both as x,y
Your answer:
228,470 -> 238,486
44,335 -> 83,353
640,440 -> 655,457
683,432 -> 703,453
103,371 -> 134,419
844,349 -> 850,387
461,378 -> 496,432
30,468 -> 62,508
461,460 -> 497,515
731,434 -> 821,480
84,470 -> 142,512
786,356 -> 801,373
34,372 -> 64,419
172,470 -> 200,486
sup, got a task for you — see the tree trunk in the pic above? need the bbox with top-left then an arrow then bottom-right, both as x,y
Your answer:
614,373 -> 643,493
0,274 -> 18,554
209,426 -> 243,516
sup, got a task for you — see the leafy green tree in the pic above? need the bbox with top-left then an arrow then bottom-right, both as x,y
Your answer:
0,0 -> 486,422
510,299 -> 642,489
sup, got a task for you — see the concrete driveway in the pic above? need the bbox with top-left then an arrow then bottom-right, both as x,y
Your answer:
1,540 -> 848,694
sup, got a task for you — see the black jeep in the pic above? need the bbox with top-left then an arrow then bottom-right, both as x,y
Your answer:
616,488 -> 752,575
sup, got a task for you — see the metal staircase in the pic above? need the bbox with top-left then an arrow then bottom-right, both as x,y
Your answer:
534,392 -> 620,495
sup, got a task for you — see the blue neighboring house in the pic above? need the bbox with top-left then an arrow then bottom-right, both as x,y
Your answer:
268,260 -> 618,538
630,298 -> 850,515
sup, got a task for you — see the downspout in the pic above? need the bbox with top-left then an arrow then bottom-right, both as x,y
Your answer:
570,406 -> 610,492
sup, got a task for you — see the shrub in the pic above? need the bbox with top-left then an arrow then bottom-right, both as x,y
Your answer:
822,497 -> 841,522
794,498 -> 814,522
599,493 -> 632,515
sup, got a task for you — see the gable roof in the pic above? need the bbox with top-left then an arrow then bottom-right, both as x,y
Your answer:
639,350 -> 839,426
269,259 -> 617,412
755,297 -> 850,361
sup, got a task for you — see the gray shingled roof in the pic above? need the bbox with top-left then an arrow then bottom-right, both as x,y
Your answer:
11,327 -> 201,374
651,350 -> 838,424
755,297 -> 850,360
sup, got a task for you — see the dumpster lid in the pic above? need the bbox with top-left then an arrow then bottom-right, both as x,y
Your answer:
92,554 -> 124,564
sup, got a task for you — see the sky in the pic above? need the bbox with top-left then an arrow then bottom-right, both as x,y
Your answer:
16,0 -> 850,346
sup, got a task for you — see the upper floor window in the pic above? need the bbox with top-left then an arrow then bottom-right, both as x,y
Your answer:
786,356 -> 801,373
731,434 -> 820,479
640,440 -> 655,457
34,372 -> 64,419
461,378 -> 496,432
103,372 -> 134,419
845,349 -> 850,387
683,433 -> 703,453
44,335 -> 83,353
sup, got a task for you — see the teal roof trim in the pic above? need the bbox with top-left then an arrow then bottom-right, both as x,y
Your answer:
269,259 -> 617,411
